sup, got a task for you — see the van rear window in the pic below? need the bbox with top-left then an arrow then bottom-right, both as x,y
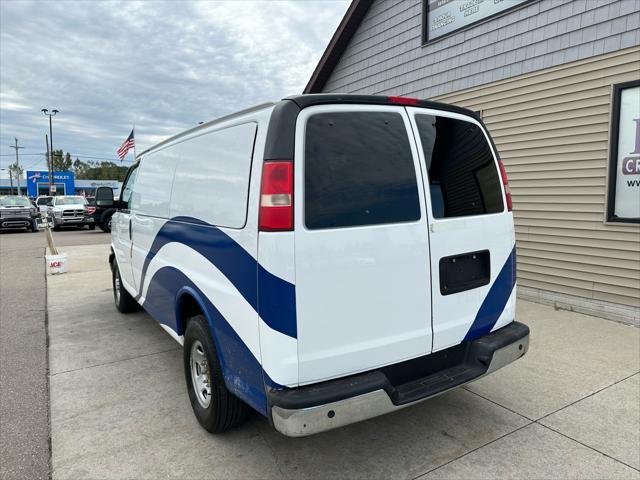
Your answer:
304,112 -> 420,229
415,115 -> 504,218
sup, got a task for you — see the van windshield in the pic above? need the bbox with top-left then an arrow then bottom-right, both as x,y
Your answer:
414,115 -> 504,218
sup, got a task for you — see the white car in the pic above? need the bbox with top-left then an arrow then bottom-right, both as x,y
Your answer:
35,195 -> 53,216
101,94 -> 529,437
47,195 -> 95,230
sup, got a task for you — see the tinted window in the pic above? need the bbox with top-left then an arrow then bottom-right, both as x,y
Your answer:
415,115 -> 503,218
305,112 -> 420,229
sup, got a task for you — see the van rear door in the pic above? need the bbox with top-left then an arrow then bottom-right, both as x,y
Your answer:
294,105 -> 433,385
407,108 -> 516,352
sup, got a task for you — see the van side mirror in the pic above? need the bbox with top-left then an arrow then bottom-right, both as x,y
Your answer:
95,186 -> 115,207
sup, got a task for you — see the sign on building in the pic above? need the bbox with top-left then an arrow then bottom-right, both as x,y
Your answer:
607,80 -> 640,223
423,0 -> 530,42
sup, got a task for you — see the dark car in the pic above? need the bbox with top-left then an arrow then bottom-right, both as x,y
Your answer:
0,196 -> 39,232
91,190 -> 116,232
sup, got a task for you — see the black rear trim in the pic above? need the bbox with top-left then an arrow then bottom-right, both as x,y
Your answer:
267,321 -> 529,411
263,94 -> 485,164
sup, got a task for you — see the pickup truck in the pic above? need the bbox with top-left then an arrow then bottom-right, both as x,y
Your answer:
0,196 -> 39,232
47,195 -> 95,230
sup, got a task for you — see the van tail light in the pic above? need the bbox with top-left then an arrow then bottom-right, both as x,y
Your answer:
497,160 -> 513,212
259,160 -> 293,231
87,206 -> 96,215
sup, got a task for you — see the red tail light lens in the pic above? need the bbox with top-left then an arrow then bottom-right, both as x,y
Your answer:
87,206 -> 96,215
259,161 -> 293,231
388,96 -> 420,105
497,160 -> 513,212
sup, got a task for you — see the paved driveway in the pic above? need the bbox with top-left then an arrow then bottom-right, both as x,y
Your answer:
47,244 -> 640,479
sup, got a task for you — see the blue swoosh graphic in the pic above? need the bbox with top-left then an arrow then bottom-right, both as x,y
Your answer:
464,246 -> 516,341
138,216 -> 297,339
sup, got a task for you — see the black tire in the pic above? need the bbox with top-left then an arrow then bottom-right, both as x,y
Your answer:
112,261 -> 139,313
88,223 -> 96,230
99,209 -> 115,233
30,220 -> 38,232
184,315 -> 248,433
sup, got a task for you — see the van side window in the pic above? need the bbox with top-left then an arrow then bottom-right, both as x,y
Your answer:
304,112 -> 421,229
120,165 -> 139,211
415,115 -> 503,218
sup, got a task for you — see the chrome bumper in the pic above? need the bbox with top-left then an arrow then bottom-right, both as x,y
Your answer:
271,323 -> 529,437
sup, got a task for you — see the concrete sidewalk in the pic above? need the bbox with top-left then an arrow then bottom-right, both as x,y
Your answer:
48,244 -> 640,479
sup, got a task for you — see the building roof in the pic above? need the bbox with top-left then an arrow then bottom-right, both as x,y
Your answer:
303,0 -> 373,94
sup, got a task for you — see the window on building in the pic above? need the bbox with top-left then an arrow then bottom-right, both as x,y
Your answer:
607,80 -> 640,223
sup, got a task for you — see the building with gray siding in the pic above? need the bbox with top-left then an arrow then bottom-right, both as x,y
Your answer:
306,0 -> 640,323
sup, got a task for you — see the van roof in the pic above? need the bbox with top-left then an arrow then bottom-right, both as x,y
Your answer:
138,102 -> 276,158
263,94 -> 483,162
137,94 -> 481,162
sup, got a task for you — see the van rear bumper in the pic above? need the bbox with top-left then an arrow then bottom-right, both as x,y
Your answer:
268,321 -> 529,437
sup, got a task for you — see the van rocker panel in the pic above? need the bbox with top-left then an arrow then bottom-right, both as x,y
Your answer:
268,321 -> 529,437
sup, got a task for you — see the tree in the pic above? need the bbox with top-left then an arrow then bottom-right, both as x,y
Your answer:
73,160 -> 128,181
8,162 -> 24,195
51,149 -> 72,171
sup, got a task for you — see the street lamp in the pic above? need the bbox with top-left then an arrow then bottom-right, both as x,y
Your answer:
42,108 -> 59,194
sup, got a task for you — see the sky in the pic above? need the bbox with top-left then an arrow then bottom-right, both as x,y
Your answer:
0,0 -> 349,176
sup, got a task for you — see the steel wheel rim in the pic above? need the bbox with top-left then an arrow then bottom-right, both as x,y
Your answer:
190,340 -> 212,408
107,217 -> 112,230
114,271 -> 121,304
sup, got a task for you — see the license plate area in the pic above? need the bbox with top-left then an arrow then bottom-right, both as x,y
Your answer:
439,250 -> 490,295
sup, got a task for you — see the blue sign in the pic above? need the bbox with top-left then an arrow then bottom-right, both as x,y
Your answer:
26,171 -> 75,197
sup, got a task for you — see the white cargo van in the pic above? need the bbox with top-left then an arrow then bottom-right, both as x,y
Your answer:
98,94 -> 529,437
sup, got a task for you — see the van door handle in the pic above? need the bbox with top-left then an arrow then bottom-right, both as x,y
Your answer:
129,218 -> 132,240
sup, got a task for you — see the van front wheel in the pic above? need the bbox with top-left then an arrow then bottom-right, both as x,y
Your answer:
112,262 -> 139,313
184,315 -> 248,433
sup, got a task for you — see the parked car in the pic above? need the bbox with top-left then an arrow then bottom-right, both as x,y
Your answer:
0,195 -> 39,232
35,196 -> 53,216
47,195 -> 95,230
91,189 -> 117,232
100,94 -> 529,438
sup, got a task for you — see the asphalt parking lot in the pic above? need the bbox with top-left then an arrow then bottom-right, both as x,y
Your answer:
0,227 -> 110,480
2,228 -> 639,479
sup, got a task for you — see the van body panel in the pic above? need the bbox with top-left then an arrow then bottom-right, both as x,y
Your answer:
257,232 -> 298,386
109,95 -> 526,436
293,105 -> 433,385
406,107 -> 516,351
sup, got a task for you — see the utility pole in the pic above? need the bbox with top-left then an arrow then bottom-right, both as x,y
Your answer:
9,137 -> 24,196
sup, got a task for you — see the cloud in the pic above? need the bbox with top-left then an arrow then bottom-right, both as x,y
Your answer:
0,0 -> 348,173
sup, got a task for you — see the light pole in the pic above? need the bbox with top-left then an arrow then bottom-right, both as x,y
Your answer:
42,108 -> 59,194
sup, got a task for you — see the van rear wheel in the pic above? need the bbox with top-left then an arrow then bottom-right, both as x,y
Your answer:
184,315 -> 248,433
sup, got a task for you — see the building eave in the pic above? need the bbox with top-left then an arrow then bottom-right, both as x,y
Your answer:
303,0 -> 374,94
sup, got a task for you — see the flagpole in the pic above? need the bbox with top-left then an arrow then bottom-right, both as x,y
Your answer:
132,124 -> 137,162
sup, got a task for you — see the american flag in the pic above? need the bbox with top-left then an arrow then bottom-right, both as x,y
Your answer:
117,129 -> 135,161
